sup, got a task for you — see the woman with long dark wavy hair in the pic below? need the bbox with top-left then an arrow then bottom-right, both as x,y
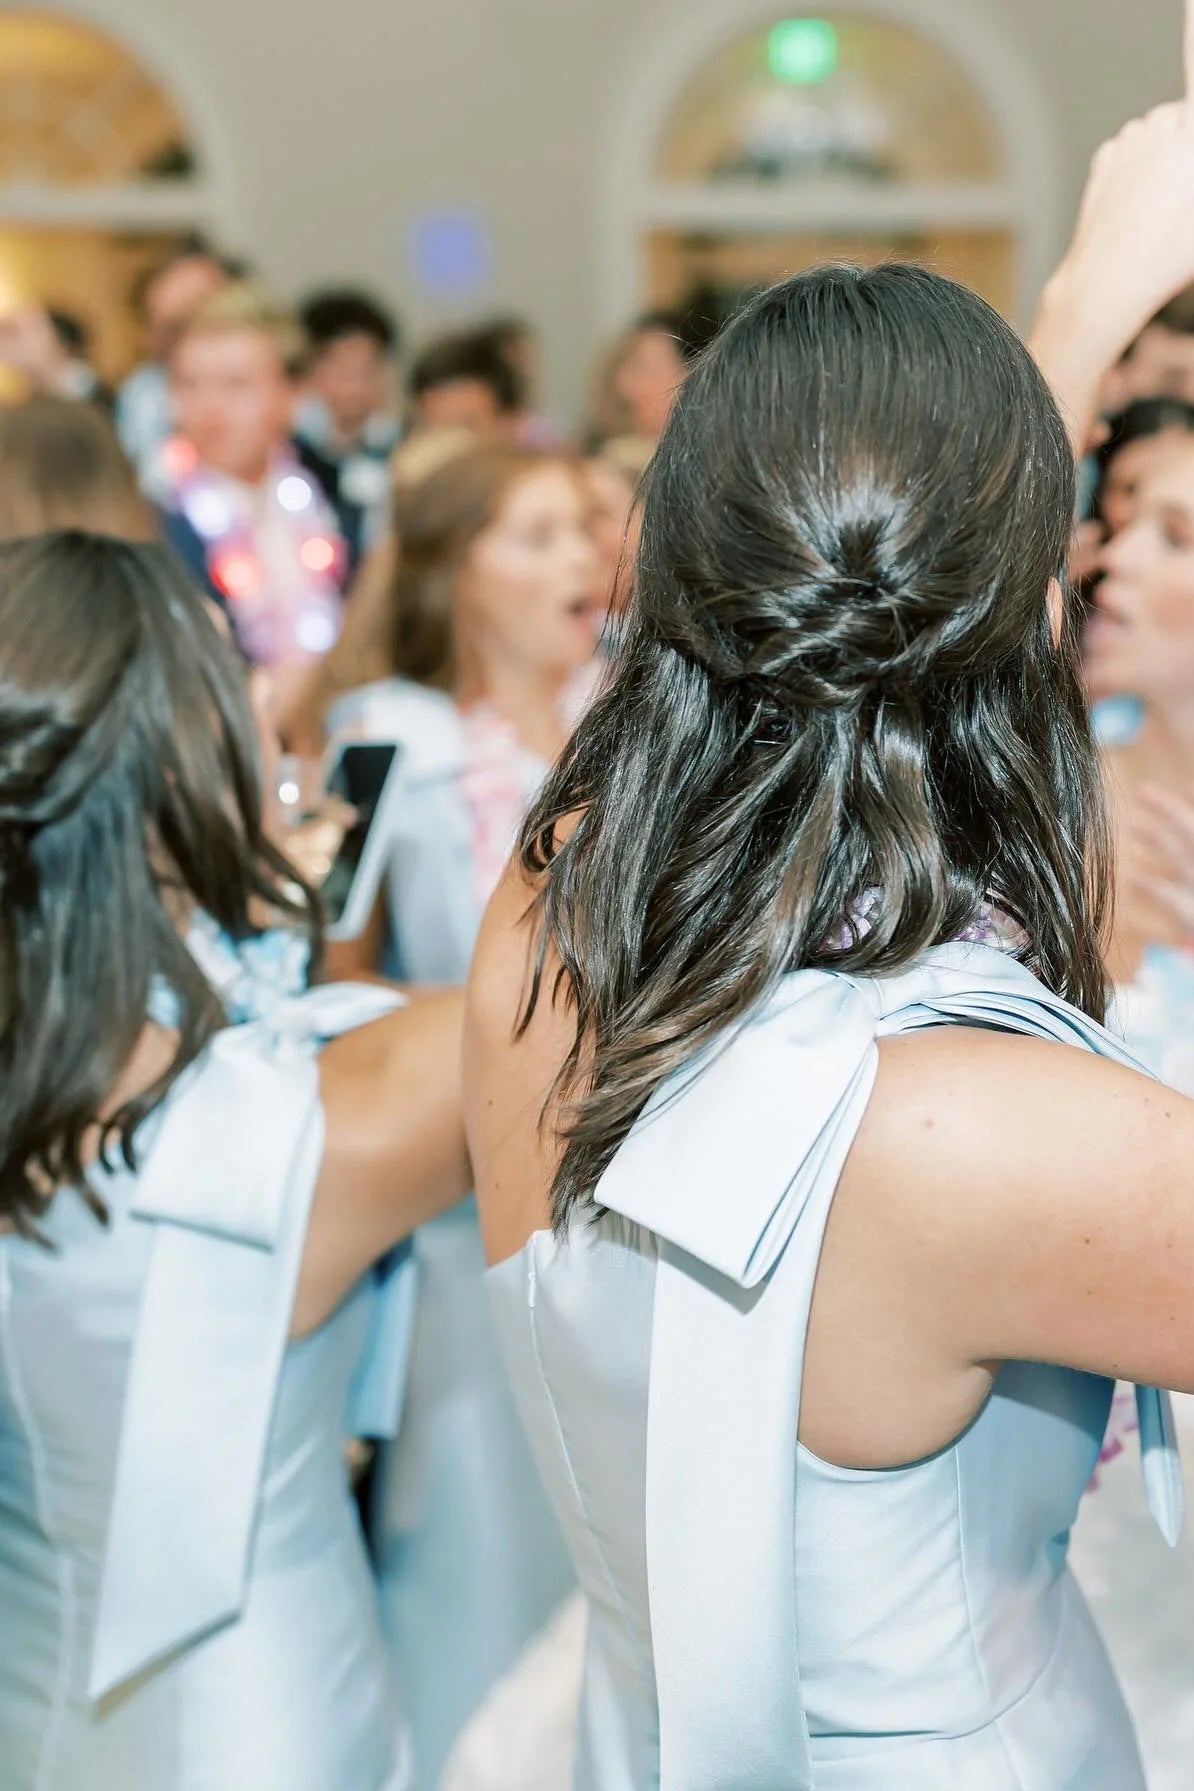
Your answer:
0,533 -> 467,1790
467,25 -> 1194,1790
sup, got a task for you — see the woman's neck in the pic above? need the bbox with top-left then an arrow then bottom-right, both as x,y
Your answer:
456,657 -> 571,763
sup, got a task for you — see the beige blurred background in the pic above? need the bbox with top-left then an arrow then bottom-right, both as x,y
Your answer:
0,0 -> 1184,420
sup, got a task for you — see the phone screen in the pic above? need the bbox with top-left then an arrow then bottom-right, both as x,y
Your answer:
320,743 -> 400,926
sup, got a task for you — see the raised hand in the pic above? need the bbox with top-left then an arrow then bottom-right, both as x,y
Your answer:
1068,4 -> 1194,333
1032,0 -> 1194,447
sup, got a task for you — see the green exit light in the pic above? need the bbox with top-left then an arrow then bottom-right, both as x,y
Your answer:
768,18 -> 839,84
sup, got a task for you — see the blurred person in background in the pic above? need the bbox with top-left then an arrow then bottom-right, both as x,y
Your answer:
0,531 -> 469,1791
1104,287 -> 1194,413
1080,289 -> 1194,514
156,283 -> 348,734
115,239 -> 235,477
607,289 -> 731,449
294,288 -> 402,571
289,424 -> 481,752
613,309 -> 690,442
0,397 -> 150,541
407,330 -> 526,439
473,315 -> 564,447
583,443 -> 642,624
1067,422 -> 1194,1790
1093,398 -> 1194,538
0,306 -> 110,408
1072,398 -> 1194,587
43,309 -> 111,407
327,442 -> 598,1787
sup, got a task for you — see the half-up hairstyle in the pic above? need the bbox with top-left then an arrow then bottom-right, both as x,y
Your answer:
0,532 -> 318,1232
520,264 -> 1109,1227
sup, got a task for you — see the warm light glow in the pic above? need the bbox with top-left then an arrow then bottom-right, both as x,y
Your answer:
768,19 -> 838,85
212,550 -> 260,600
300,536 -> 337,575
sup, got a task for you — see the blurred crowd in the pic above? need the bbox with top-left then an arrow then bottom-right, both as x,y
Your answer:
0,240 -> 736,747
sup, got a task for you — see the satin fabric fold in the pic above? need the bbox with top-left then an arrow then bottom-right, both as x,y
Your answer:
595,943 -> 1183,1790
89,982 -> 402,1700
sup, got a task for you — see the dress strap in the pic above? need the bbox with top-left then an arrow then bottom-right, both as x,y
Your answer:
88,982 -> 401,1701
595,943 -> 1183,1790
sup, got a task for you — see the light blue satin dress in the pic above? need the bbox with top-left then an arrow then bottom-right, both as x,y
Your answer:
0,959 -> 415,1791
489,944 -> 1183,1789
331,679 -> 574,1787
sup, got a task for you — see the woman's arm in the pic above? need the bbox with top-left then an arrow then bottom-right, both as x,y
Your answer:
835,1026 -> 1194,1437
1030,1 -> 1194,450
322,890 -> 389,982
292,987 -> 468,1335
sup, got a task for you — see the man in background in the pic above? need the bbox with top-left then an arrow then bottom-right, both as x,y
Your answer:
115,239 -> 239,477
294,288 -> 401,572
155,283 -> 347,728
407,329 -> 526,438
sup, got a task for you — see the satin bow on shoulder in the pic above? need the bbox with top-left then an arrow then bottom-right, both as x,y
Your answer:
596,942 -> 1183,1791
88,982 -> 406,1702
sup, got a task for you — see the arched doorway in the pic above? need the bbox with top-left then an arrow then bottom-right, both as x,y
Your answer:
599,0 -> 1059,334
0,5 -> 236,381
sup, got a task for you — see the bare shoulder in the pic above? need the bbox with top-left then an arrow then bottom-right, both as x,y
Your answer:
319,988 -> 464,1141
465,854 -> 577,1260
467,853 -> 543,1040
839,1022 -> 1194,1387
857,1022 -> 1172,1232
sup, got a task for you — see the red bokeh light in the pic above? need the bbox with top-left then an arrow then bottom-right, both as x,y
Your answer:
211,550 -> 261,601
160,436 -> 199,480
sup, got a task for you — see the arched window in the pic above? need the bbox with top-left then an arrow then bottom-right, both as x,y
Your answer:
0,7 -> 234,377
601,1 -> 1057,332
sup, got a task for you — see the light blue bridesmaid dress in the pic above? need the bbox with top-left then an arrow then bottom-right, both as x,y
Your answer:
488,942 -> 1183,1789
331,678 -> 574,1787
0,936 -> 416,1791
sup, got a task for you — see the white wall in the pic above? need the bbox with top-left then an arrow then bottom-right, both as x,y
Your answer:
83,0 -> 1188,422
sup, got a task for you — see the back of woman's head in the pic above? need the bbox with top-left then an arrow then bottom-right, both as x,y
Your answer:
0,397 -> 150,543
523,263 -> 1105,1222
387,442 -> 567,689
0,532 -> 315,1231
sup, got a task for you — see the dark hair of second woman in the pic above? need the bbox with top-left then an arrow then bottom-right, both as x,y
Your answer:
0,531 -> 317,1232
521,263 -> 1110,1224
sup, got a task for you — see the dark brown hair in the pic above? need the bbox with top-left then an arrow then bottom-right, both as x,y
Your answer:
0,398 -> 151,543
0,532 -> 318,1231
387,443 -> 567,691
520,264 -> 1109,1227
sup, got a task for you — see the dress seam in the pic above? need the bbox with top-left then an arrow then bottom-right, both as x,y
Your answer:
953,1446 -> 1029,1789
524,1248 -> 657,1713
